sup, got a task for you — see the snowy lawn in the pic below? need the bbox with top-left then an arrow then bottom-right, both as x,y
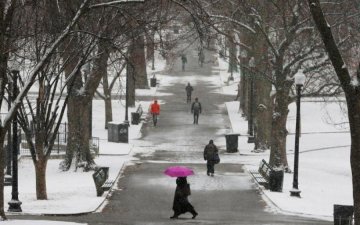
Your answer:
3,57 -> 167,216
215,56 -> 352,220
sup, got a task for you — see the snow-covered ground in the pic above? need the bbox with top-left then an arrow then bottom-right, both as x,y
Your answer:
4,51 -> 353,223
215,56 -> 352,221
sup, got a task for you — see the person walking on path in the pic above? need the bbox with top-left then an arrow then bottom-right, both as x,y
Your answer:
185,83 -> 194,103
150,99 -> 160,126
198,49 -> 205,67
204,140 -> 219,176
191,97 -> 202,124
181,54 -> 187,71
170,177 -> 198,219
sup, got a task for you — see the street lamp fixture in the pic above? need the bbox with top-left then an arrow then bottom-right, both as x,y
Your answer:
8,64 -> 22,212
247,57 -> 255,143
290,69 -> 306,198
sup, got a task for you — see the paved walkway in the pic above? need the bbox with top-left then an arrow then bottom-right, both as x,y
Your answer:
9,45 -> 331,224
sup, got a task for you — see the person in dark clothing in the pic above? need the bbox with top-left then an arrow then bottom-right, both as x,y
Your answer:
198,49 -> 205,67
204,140 -> 219,176
185,83 -> 194,103
181,54 -> 187,71
170,177 -> 198,219
191,97 -> 202,124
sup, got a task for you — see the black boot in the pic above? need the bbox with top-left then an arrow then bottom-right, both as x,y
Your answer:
170,214 -> 179,219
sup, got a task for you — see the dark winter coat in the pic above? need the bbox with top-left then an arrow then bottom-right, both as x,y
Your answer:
172,177 -> 195,215
191,101 -> 202,114
181,55 -> 187,63
204,143 -> 218,163
185,85 -> 193,95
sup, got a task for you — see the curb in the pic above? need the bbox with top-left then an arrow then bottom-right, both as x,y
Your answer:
247,169 -> 332,221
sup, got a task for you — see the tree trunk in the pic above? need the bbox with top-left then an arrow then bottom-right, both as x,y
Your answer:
64,58 -> 93,171
127,59 -> 136,107
254,78 -> 272,151
0,132 -> 6,219
66,95 -> 93,170
308,0 -> 360,221
127,39 -> 137,107
63,39 -> 110,171
227,31 -> 238,74
35,157 -> 47,200
253,38 -> 271,151
102,60 -> 112,129
269,89 -> 290,169
348,97 -> 360,224
240,64 -> 248,116
133,35 -> 148,89
146,32 -> 155,62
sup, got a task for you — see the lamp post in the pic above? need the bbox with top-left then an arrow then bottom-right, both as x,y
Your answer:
118,61 -> 130,144
290,69 -> 306,197
247,57 -> 255,143
8,68 -> 22,212
125,64 -> 129,125
5,79 -> 12,185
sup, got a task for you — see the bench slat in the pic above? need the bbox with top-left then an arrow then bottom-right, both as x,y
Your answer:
251,159 -> 274,189
93,167 -> 111,196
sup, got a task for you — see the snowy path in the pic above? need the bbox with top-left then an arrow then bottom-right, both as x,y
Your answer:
9,45 -> 332,224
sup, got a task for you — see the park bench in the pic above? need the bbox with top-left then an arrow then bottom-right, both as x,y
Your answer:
250,159 -> 273,189
250,159 -> 284,192
92,167 -> 114,197
131,104 -> 143,125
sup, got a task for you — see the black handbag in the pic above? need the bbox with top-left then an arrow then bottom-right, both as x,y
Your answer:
213,153 -> 220,164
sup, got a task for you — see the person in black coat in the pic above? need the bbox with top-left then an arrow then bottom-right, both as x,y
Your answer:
185,83 -> 194,103
191,97 -> 202,124
204,140 -> 219,176
170,177 -> 198,219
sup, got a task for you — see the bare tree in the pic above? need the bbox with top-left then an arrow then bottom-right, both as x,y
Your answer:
308,0 -> 360,222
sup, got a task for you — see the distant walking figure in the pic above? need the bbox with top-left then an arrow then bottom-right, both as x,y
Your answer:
170,177 -> 198,219
204,140 -> 219,176
198,49 -> 205,67
150,100 -> 160,126
191,97 -> 202,124
185,83 -> 194,103
181,54 -> 187,71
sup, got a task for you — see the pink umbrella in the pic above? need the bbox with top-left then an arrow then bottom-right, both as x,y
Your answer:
164,166 -> 194,177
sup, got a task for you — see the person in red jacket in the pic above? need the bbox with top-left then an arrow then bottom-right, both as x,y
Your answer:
150,100 -> 160,126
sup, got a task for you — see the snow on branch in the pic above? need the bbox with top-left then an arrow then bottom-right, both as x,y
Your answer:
89,0 -> 144,8
2,0 -> 91,129
209,14 -> 256,34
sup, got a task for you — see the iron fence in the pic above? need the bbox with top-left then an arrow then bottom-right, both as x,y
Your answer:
2,122 -> 99,156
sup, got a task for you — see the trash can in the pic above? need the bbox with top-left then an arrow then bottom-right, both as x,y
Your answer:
334,205 -> 353,225
107,122 -> 115,142
225,133 -> 240,153
107,122 -> 128,143
269,169 -> 284,192
131,112 -> 140,125
150,77 -> 157,87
